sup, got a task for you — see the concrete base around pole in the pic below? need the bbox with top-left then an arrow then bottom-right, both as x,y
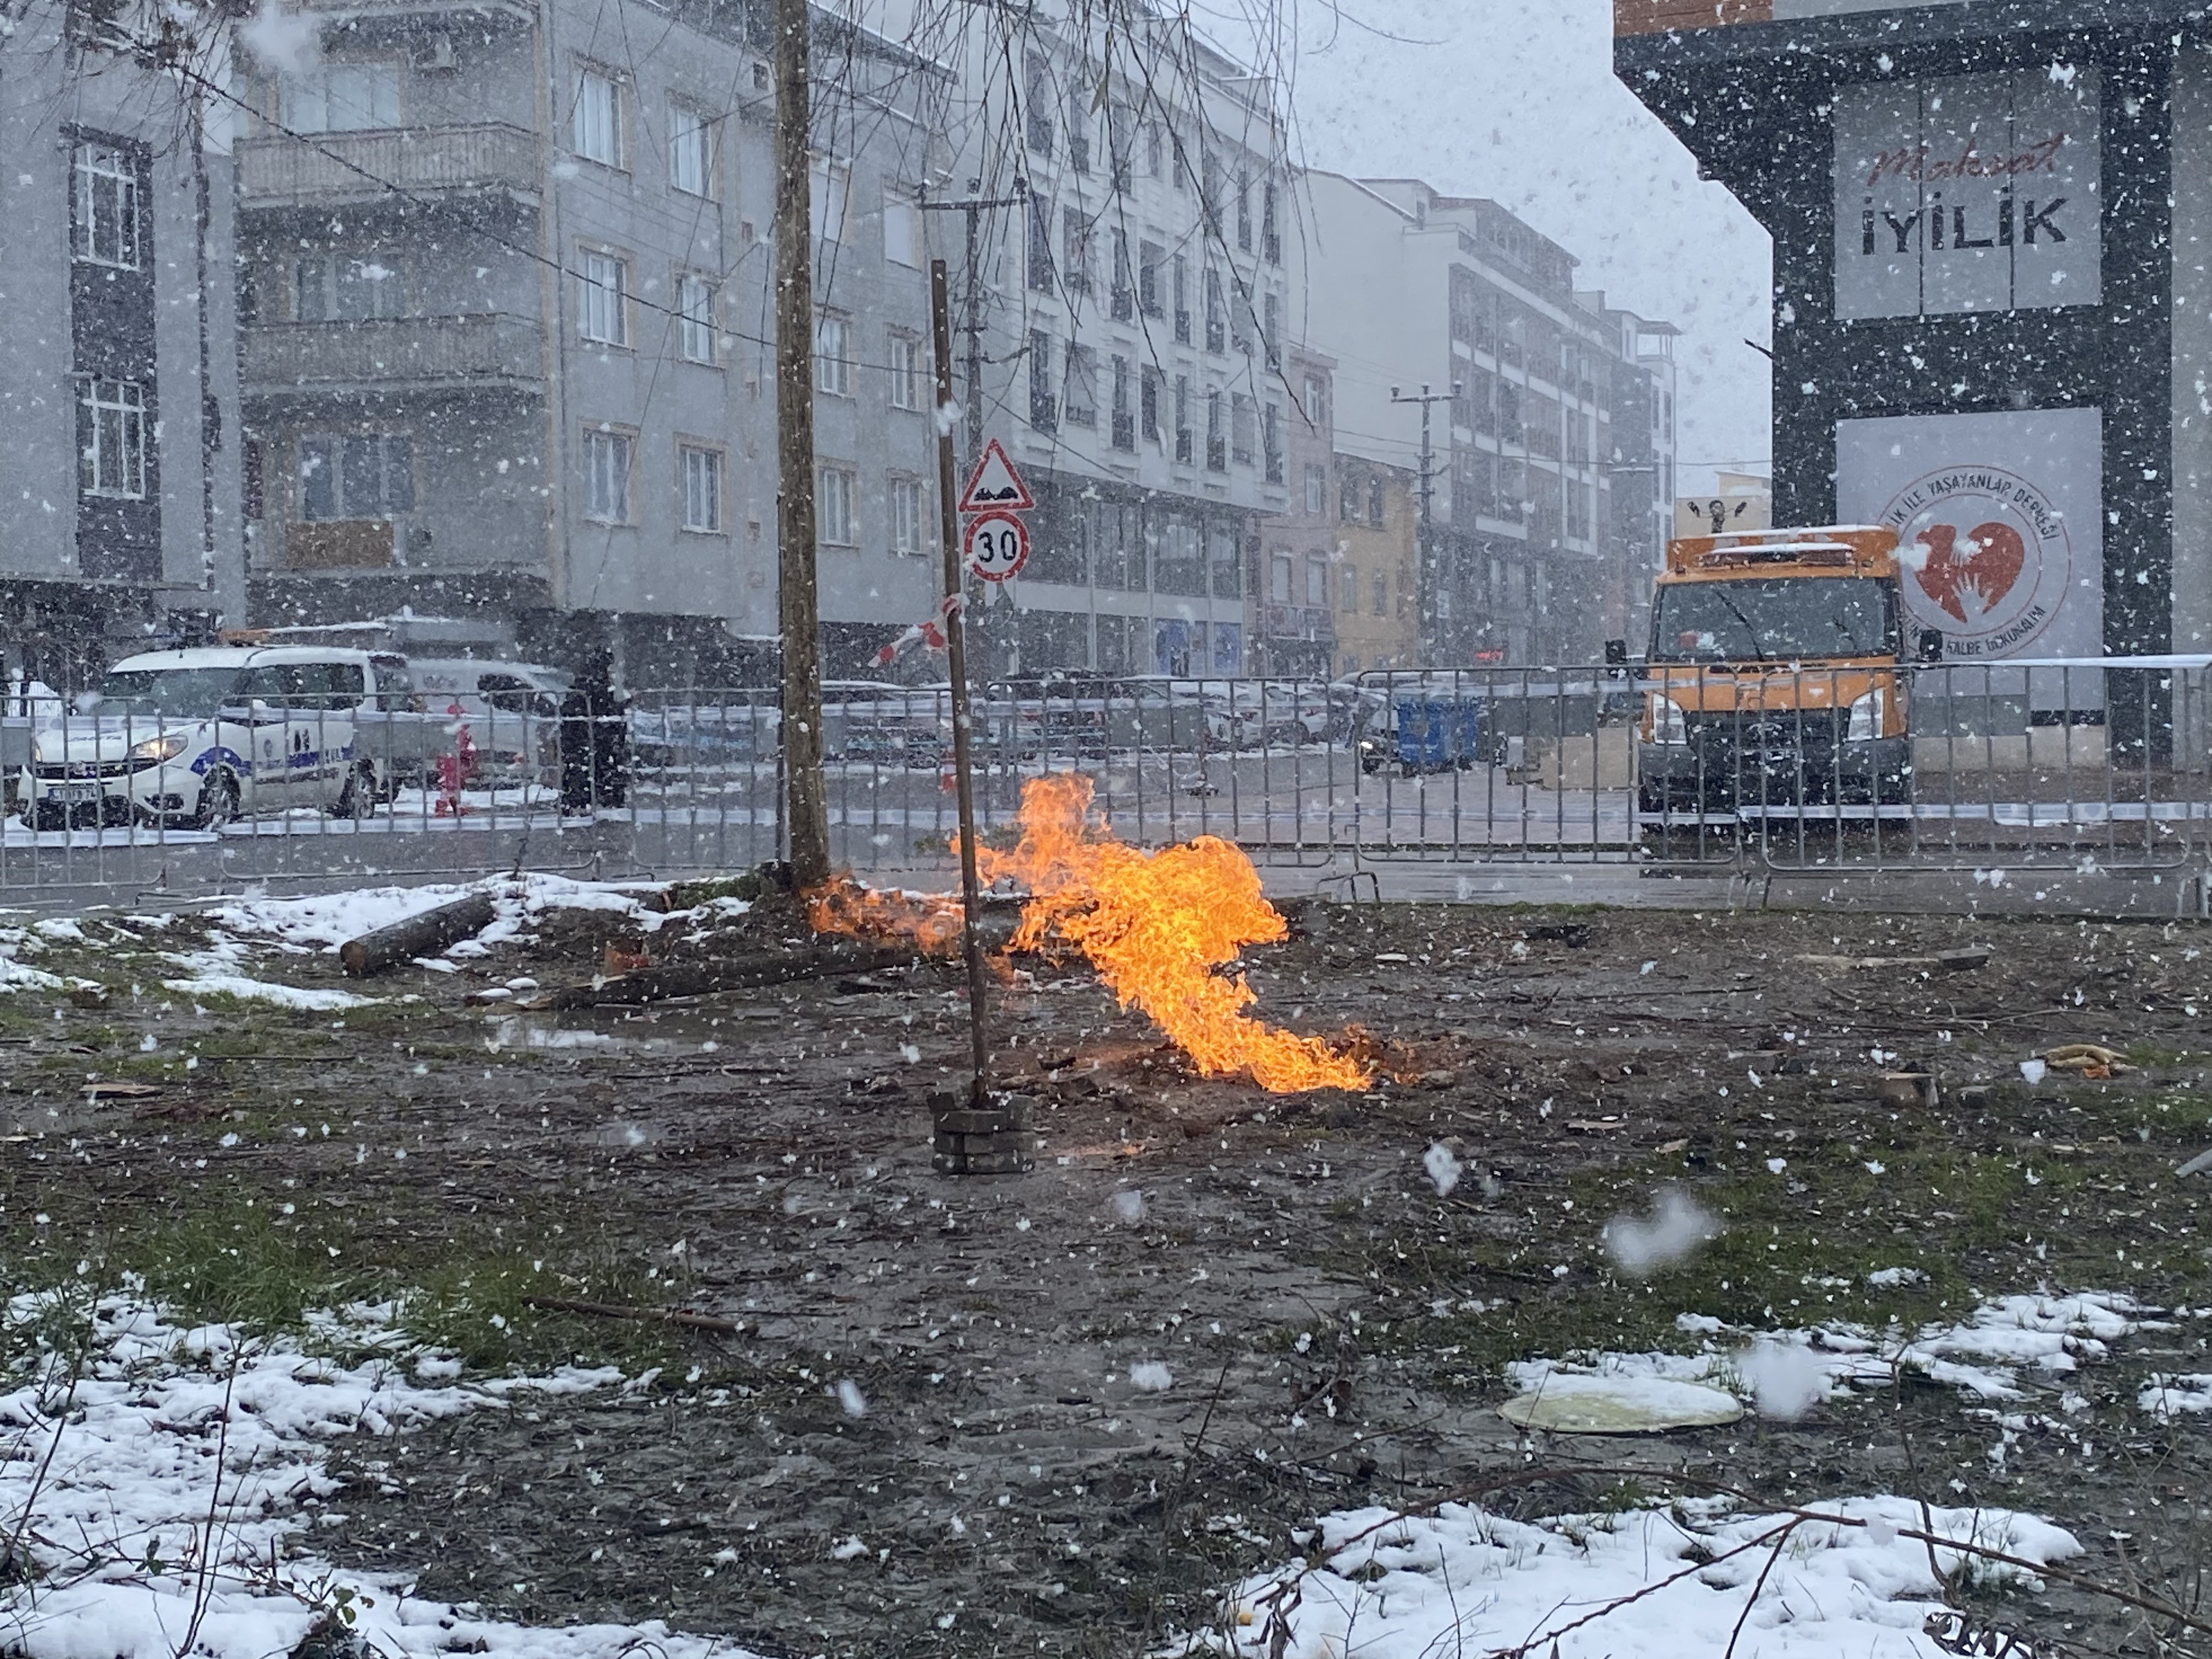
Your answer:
929,1089 -> 1036,1177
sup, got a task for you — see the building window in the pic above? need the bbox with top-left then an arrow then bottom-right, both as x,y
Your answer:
1138,240 -> 1163,317
1141,367 -> 1163,443
676,274 -> 716,364
817,464 -> 856,545
1172,255 -> 1190,343
1269,553 -> 1293,605
810,159 -> 849,244
1302,373 -> 1326,426
294,255 -> 405,321
77,379 -> 146,499
1067,85 -> 1091,173
572,66 -> 621,166
1204,268 -> 1225,353
1029,330 -> 1057,432
1173,376 -> 1192,464
1146,120 -> 1165,179
1263,403 -> 1283,484
1262,183 -> 1280,263
814,313 -> 851,396
298,432 -> 413,521
1373,570 -> 1388,616
1110,230 -> 1133,321
71,142 -> 140,268
883,189 -> 921,267
1062,207 -> 1092,295
890,476 -> 924,555
1236,172 -> 1252,252
1263,292 -> 1281,369
1368,477 -> 1385,528
1063,344 -> 1098,428
1305,556 -> 1328,607
669,101 -> 714,196
1231,393 -> 1255,465
1206,390 -> 1226,472
583,428 -> 632,522
1339,472 -> 1361,522
1024,51 -> 1054,156
1304,464 -> 1327,517
1339,562 -> 1357,612
1028,196 -> 1055,293
283,64 -> 399,133
1110,356 -> 1134,452
577,250 -> 628,345
680,444 -> 723,532
888,332 -> 922,410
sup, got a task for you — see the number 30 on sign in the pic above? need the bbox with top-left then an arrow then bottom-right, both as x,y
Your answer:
963,510 -> 1031,582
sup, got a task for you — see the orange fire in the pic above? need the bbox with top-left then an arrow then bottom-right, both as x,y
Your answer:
805,878 -> 964,955
809,774 -> 1371,1094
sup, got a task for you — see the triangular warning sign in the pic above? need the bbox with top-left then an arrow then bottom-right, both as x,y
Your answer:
957,439 -> 1034,514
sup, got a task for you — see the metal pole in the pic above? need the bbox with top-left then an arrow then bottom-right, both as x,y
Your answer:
932,259 -> 991,1107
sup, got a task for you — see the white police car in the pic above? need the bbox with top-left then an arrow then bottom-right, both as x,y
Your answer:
21,647 -> 415,831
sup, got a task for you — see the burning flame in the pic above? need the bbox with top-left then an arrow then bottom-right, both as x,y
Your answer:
809,774 -> 1371,1094
805,879 -> 963,955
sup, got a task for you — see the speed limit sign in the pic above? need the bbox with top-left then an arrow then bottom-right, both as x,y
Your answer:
963,509 -> 1031,582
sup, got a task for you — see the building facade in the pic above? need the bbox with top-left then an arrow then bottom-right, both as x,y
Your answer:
231,0 -> 946,682
1252,348 -> 1337,676
0,0 -> 244,682
1291,172 -> 1679,667
1328,451 -> 1421,676
915,0 -> 1293,681
1596,301 -> 1678,651
1616,0 -> 2200,743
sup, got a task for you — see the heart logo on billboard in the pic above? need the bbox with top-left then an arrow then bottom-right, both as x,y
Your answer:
1911,521 -> 2027,625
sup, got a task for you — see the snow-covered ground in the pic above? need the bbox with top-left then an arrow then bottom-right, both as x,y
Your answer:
0,1291 -> 766,1659
1195,1494 -> 2080,1659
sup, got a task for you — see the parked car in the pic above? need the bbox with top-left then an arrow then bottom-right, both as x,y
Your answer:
18,647 -> 417,830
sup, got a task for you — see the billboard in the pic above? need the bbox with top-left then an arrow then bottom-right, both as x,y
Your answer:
1836,408 -> 2103,701
1834,70 -> 2100,320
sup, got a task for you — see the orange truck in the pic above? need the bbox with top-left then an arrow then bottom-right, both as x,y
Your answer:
1632,525 -> 1934,815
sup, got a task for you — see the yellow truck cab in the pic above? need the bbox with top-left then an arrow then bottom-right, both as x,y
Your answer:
1636,525 -> 1927,815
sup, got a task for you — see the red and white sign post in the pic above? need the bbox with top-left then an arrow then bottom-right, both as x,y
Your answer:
957,438 -> 1034,584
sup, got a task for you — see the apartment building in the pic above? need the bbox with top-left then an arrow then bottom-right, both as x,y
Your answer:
1252,348 -> 1336,677
0,0 -> 244,681
918,1 -> 1293,679
1291,173 -> 1679,667
1593,300 -> 1678,651
1328,452 -> 1421,676
230,0 -> 947,682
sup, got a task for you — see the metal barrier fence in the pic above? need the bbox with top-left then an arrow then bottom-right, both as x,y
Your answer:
0,661 -> 2205,900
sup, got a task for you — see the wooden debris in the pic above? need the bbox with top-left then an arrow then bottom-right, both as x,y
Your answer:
1798,947 -> 1991,973
520,943 -> 922,1010
519,1294 -> 740,1334
81,1080 -> 162,1099
2039,1043 -> 2135,1079
340,893 -> 497,977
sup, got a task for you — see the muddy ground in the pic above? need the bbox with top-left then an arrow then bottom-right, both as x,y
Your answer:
2,888 -> 2210,1657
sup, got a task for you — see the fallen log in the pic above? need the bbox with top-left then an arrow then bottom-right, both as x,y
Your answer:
341,893 -> 498,977
518,941 -> 927,1009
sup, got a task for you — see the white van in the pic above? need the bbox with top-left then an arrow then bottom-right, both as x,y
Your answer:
21,647 -> 416,831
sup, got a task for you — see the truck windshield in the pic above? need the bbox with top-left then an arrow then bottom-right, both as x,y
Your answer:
1650,578 -> 1897,663
93,669 -> 244,718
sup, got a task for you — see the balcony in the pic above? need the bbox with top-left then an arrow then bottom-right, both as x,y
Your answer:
236,123 -> 537,207
243,315 -> 542,395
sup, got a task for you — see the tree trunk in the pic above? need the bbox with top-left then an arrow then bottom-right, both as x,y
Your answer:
774,0 -> 830,888
340,894 -> 498,977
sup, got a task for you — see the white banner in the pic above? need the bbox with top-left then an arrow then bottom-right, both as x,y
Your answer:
1836,408 -> 2103,706
1834,70 -> 2100,320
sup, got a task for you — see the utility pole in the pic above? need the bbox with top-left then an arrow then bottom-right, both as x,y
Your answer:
930,259 -> 990,1107
1392,381 -> 1458,661
920,179 -> 1027,676
774,0 -> 830,888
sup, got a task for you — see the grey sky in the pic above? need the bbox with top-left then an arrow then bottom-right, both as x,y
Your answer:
1284,0 -> 1775,495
